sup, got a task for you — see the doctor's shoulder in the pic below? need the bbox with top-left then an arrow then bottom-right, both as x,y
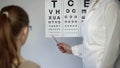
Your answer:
19,60 -> 40,68
106,1 -> 119,9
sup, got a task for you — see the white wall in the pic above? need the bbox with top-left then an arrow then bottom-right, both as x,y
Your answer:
0,0 -> 83,68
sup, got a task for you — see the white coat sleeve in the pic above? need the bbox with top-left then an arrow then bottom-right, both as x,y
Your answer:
71,44 -> 83,58
100,2 -> 120,68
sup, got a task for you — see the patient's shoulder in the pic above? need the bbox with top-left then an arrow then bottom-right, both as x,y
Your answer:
19,60 -> 40,68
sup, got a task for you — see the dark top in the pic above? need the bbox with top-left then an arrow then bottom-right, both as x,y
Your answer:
19,61 -> 40,68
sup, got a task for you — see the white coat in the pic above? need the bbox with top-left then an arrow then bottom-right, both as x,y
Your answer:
72,0 -> 120,68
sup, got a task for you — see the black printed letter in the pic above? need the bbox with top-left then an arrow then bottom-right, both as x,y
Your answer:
68,0 -> 74,6
51,0 -> 57,8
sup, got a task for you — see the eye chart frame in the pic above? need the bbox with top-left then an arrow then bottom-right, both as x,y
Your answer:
45,0 -> 90,37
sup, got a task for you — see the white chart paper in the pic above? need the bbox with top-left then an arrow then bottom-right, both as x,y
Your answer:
45,0 -> 81,37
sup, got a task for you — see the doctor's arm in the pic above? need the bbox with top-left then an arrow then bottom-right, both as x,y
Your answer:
100,3 -> 120,68
57,42 -> 83,57
71,44 -> 83,57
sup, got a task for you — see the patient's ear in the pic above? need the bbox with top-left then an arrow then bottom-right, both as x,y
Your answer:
23,26 -> 28,36
21,26 -> 29,45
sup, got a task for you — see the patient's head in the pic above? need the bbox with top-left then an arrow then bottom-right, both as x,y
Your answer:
0,5 -> 29,68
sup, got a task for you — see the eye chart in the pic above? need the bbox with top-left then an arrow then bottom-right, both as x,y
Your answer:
45,0 -> 81,37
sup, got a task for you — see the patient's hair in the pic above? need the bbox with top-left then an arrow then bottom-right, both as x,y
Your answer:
0,5 -> 29,68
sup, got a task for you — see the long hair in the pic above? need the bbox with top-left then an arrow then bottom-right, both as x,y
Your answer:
0,5 -> 29,68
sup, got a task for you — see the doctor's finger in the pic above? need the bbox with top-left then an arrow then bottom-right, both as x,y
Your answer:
58,46 -> 64,50
59,48 -> 66,53
57,43 -> 64,46
58,46 -> 66,53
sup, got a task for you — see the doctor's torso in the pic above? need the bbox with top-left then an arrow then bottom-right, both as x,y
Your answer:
82,0 -> 119,68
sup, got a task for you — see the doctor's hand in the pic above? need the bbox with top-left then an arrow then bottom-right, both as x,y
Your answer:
57,43 -> 72,54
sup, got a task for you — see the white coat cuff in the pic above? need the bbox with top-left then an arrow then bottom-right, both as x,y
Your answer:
71,44 -> 83,58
